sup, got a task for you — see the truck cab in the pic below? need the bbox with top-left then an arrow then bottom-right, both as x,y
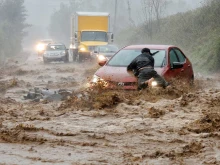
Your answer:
70,12 -> 113,62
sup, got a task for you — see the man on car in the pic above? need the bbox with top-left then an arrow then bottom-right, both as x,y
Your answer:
127,48 -> 169,90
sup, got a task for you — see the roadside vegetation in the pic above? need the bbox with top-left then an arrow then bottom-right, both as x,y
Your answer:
117,0 -> 220,73
0,0 -> 28,64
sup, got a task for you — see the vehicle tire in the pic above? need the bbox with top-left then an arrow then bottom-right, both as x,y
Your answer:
189,76 -> 194,87
64,55 -> 69,63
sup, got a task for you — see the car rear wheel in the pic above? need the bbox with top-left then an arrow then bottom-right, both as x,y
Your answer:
189,75 -> 194,87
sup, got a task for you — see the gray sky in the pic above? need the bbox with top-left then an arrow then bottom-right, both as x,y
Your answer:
25,0 -> 203,27
23,0 -> 203,48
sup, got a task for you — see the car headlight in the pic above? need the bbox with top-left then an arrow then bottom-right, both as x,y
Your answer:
151,81 -> 158,87
80,47 -> 86,51
60,51 -> 66,55
91,75 -> 108,87
36,44 -> 45,51
92,75 -> 100,83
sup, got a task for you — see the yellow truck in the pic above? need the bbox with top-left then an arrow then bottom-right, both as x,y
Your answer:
70,12 -> 114,62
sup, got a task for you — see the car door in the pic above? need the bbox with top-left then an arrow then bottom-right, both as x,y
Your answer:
173,48 -> 191,81
165,48 -> 183,81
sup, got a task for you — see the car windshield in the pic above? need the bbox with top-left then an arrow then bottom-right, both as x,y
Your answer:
81,31 -> 108,42
46,45 -> 66,51
107,49 -> 166,67
98,45 -> 119,53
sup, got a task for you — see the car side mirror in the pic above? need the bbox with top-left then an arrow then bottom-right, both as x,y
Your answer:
98,58 -> 107,66
172,62 -> 184,69
111,33 -> 114,42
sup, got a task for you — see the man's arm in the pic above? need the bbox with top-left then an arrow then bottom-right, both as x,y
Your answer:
148,55 -> 155,67
127,59 -> 136,71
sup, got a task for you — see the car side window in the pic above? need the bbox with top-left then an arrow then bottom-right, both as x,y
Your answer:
169,49 -> 179,68
174,48 -> 186,63
162,57 -> 166,67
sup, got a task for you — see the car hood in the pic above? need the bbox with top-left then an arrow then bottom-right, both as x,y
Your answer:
95,66 -> 164,82
81,41 -> 108,46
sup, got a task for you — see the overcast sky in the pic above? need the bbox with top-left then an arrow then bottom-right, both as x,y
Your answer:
23,0 -> 203,47
24,0 -> 203,27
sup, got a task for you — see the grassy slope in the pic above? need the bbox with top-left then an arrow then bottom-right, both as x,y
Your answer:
116,0 -> 220,73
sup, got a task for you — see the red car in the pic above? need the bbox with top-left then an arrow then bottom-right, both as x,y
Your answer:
91,45 -> 194,90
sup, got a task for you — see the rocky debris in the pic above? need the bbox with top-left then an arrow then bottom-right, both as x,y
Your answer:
23,88 -> 72,102
1,55 -> 220,164
148,107 -> 165,118
187,107 -> 220,133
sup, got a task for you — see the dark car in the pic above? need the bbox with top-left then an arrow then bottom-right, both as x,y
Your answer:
92,44 -> 119,62
91,45 -> 194,90
43,43 -> 69,64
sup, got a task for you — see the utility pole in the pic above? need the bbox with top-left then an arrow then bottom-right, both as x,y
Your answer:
113,0 -> 118,34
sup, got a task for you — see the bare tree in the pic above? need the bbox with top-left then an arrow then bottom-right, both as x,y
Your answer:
141,0 -> 154,39
141,0 -> 167,39
152,0 -> 167,32
126,0 -> 136,27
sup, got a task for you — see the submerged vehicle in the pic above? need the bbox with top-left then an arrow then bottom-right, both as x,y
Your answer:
43,43 -> 69,64
91,44 -> 194,90
70,12 -> 114,62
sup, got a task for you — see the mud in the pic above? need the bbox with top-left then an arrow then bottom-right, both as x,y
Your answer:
0,53 -> 220,165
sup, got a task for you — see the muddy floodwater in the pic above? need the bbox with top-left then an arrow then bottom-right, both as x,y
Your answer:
0,53 -> 220,165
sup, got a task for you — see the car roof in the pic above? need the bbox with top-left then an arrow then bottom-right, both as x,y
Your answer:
123,44 -> 175,50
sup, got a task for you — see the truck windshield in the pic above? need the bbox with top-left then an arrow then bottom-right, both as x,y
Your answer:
81,31 -> 108,42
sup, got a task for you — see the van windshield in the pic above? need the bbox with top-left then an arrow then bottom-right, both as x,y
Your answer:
46,45 -> 66,51
81,31 -> 108,42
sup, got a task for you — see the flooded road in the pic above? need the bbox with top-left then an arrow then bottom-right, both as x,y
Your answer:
0,52 -> 220,165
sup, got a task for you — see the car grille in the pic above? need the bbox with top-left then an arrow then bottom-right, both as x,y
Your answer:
107,81 -> 136,87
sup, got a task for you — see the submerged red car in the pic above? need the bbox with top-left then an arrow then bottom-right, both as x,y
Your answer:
91,45 -> 194,89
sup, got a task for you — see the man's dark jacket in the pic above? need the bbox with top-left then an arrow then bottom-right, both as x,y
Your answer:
127,52 -> 154,76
